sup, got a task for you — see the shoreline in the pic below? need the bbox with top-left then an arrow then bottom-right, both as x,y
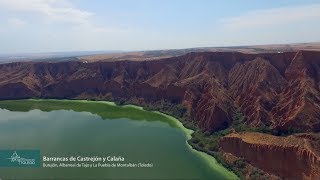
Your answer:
4,98 -> 238,179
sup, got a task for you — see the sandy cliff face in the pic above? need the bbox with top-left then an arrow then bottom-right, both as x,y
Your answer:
219,132 -> 320,179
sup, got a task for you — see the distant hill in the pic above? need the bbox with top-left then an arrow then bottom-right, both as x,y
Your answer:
79,42 -> 320,62
1,42 -> 320,63
0,50 -> 122,63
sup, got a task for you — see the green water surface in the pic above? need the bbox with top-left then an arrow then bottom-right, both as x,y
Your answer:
0,99 -> 237,180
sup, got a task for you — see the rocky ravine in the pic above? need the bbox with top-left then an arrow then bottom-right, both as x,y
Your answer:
0,50 -> 319,179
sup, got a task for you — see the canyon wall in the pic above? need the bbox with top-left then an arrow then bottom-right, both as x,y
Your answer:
0,51 -> 319,132
1,50 -> 320,178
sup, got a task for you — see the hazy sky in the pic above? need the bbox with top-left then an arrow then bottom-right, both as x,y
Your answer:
0,0 -> 320,53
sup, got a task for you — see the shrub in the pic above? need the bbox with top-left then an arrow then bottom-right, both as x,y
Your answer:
190,137 -> 200,144
250,169 -> 266,180
234,158 -> 246,169
203,131 -> 211,137
198,142 -> 205,148
208,144 -> 218,152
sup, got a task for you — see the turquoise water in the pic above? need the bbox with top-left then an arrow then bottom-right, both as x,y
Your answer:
0,100 -> 237,179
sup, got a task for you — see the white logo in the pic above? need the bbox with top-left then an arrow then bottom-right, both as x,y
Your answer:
7,151 -> 35,165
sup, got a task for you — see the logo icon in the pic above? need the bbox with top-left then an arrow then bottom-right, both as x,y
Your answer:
7,151 -> 35,165
0,150 -> 40,167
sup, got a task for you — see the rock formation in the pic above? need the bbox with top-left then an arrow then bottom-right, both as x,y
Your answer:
0,50 -> 319,179
220,132 -> 320,179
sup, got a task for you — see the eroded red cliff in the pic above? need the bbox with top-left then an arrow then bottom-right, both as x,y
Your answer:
1,51 -> 320,179
0,51 -> 319,133
219,132 -> 320,179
